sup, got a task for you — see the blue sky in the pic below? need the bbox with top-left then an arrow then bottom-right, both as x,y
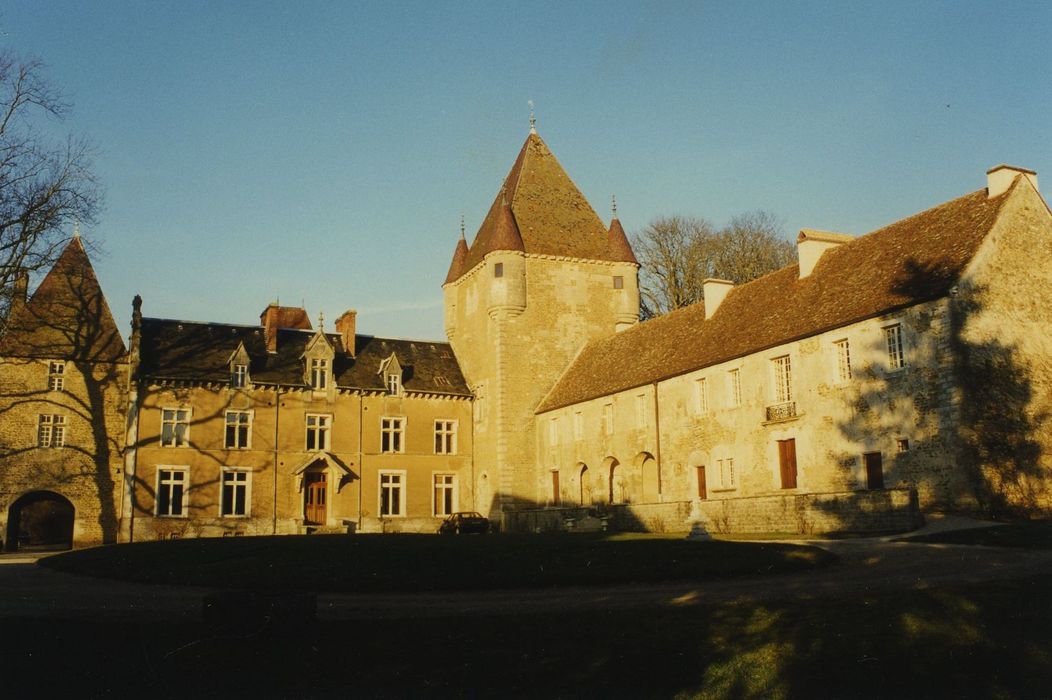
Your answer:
5,1 -> 1051,340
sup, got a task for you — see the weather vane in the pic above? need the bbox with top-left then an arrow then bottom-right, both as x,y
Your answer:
528,100 -> 536,133
612,194 -> 617,218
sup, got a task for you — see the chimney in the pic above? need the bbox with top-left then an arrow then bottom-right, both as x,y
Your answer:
9,269 -> 28,316
260,304 -> 280,353
703,279 -> 734,318
335,309 -> 357,358
987,164 -> 1038,199
797,229 -> 854,278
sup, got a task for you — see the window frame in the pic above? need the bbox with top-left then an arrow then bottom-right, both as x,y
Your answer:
573,412 -> 584,441
771,355 -> 792,404
378,470 -> 406,517
386,372 -> 402,396
714,457 -> 736,491
434,419 -> 457,455
156,466 -> 189,518
224,410 -> 253,450
432,473 -> 457,517
727,369 -> 742,408
37,414 -> 66,448
305,413 -> 332,451
310,357 -> 329,390
160,407 -> 191,448
635,394 -> 647,428
884,324 -> 906,371
833,338 -> 852,384
695,377 -> 709,416
548,417 -> 559,446
602,403 -> 614,435
381,416 -> 405,454
219,467 -> 251,518
231,363 -> 248,388
48,361 -> 65,391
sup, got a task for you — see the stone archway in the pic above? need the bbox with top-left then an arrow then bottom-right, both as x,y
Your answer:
5,491 -> 74,551
638,452 -> 659,503
576,463 -> 590,505
604,457 -> 626,504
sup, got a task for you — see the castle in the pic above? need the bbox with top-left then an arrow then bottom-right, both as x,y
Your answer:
3,126 -> 1052,549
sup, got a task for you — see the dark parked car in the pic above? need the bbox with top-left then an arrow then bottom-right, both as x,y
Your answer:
438,512 -> 490,535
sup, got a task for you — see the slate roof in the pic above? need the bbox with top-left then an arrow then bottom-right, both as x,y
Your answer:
138,318 -> 470,395
0,236 -> 127,362
537,181 -> 1019,413
448,132 -> 638,282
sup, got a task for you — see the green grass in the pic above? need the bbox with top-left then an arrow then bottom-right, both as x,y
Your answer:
899,520 -> 1052,548
5,574 -> 1050,698
39,533 -> 835,592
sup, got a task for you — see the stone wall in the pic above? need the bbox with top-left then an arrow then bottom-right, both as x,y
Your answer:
506,487 -> 921,535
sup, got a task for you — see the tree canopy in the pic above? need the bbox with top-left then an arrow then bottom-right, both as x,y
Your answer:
633,210 -> 795,318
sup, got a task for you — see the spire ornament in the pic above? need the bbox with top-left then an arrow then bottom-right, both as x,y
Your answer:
73,220 -> 81,239
460,214 -> 465,239
528,100 -> 536,134
318,311 -> 324,331
612,194 -> 618,219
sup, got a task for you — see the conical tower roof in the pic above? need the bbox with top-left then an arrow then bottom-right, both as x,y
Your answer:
607,216 -> 638,264
443,234 -> 470,284
450,131 -> 634,282
0,236 -> 127,361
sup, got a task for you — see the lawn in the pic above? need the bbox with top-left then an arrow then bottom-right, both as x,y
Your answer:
5,574 -> 1050,698
899,520 -> 1052,549
39,533 -> 835,592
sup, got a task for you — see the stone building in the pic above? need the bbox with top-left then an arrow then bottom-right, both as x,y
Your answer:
0,235 -> 128,549
3,124 -> 1052,547
123,301 -> 473,539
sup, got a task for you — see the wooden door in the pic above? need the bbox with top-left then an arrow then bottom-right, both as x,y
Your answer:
778,439 -> 798,489
305,472 -> 327,524
696,465 -> 707,500
551,471 -> 560,506
864,452 -> 884,489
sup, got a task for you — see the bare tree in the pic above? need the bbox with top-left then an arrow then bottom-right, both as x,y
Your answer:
634,210 -> 795,318
0,51 -> 100,329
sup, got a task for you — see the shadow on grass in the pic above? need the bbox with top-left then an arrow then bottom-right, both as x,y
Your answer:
39,533 -> 837,593
899,520 -> 1052,549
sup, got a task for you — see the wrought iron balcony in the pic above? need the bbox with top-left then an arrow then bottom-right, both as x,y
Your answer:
766,401 -> 797,422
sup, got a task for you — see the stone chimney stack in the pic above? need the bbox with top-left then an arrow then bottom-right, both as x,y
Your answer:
335,309 -> 357,358
261,304 -> 281,353
9,269 -> 28,316
797,229 -> 854,279
703,279 -> 734,318
987,165 -> 1038,199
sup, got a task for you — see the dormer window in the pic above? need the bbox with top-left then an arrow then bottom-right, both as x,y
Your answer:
310,358 -> 329,390
231,363 -> 248,388
386,372 -> 401,396
378,352 -> 404,396
48,361 -> 65,391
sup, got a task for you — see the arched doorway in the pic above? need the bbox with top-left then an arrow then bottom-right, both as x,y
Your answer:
5,491 -> 74,551
639,452 -> 659,503
606,458 -> 626,504
577,463 -> 590,505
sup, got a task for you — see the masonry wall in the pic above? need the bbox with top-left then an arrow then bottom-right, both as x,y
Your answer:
0,357 -> 127,548
956,181 -> 1052,513
130,382 -> 473,540
536,296 -> 968,530
445,252 -> 638,519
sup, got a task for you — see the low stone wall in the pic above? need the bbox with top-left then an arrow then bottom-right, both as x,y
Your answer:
506,488 -> 922,535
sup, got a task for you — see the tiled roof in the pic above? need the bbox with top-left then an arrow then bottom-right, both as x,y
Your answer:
443,236 -> 469,284
449,132 -> 633,281
537,183 -> 1016,413
607,217 -> 638,264
138,318 -> 470,395
0,237 -> 127,362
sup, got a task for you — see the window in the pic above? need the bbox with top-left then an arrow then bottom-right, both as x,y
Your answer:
305,414 -> 331,451
728,369 -> 742,408
602,404 -> 614,435
160,408 -> 190,447
834,339 -> 852,383
494,262 -> 504,278
772,355 -> 792,403
695,378 -> 709,415
231,363 -> 248,388
884,324 -> 905,370
220,468 -> 250,517
613,275 -> 624,290
434,420 -> 457,454
381,417 -> 405,453
433,474 -> 456,516
310,358 -> 329,390
635,395 -> 647,427
48,361 -> 65,391
548,417 -> 559,446
386,372 -> 401,396
37,414 -> 66,448
224,411 -> 251,449
156,467 -> 188,517
716,457 -> 736,490
379,471 -> 404,517
573,412 -> 584,441
897,438 -> 910,452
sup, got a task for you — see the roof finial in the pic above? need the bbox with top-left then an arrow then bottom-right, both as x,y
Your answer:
73,220 -> 81,239
501,182 -> 508,206
460,214 -> 465,240
611,194 -> 618,219
528,100 -> 536,134
318,310 -> 324,331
